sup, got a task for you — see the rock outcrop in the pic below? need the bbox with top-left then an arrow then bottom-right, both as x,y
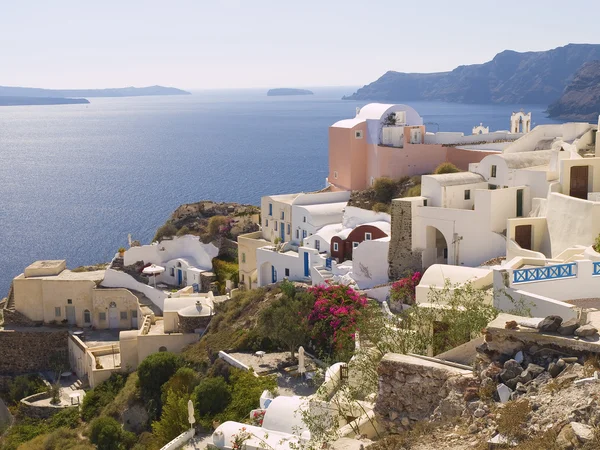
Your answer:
547,60 -> 600,121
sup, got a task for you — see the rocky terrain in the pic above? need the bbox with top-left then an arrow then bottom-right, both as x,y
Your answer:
547,60 -> 600,122
344,43 -> 600,105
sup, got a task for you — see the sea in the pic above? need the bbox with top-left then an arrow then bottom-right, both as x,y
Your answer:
0,87 -> 564,296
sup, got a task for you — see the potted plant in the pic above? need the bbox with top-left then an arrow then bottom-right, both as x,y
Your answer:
118,247 -> 126,257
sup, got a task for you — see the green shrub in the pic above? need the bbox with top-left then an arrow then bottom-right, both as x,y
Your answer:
80,374 -> 127,422
222,369 -> 277,423
594,233 -> 600,253
89,416 -> 136,450
48,407 -> 80,430
4,374 -> 46,405
404,184 -> 421,197
192,376 -> 231,418
207,216 -> 229,237
153,223 -> 177,242
373,177 -> 398,203
160,367 -> 200,406
151,390 -> 189,447
137,352 -> 182,419
434,162 -> 460,174
372,202 -> 390,213
17,427 -> 95,450
212,258 -> 239,294
0,418 -> 47,450
176,226 -> 190,237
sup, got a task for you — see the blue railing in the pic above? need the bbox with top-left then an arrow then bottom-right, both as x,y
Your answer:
513,263 -> 576,284
594,262 -> 600,276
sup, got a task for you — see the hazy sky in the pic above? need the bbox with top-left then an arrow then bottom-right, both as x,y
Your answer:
1,0 -> 598,89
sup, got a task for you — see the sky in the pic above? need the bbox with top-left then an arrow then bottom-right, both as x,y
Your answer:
1,0 -> 598,90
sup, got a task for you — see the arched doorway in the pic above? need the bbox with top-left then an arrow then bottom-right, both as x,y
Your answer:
424,226 -> 449,268
108,301 -> 119,329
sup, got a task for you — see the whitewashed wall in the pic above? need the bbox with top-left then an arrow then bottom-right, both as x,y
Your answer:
101,269 -> 168,311
124,235 -> 218,270
351,239 -> 390,289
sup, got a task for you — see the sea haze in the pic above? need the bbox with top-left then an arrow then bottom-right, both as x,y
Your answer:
0,88 -> 563,295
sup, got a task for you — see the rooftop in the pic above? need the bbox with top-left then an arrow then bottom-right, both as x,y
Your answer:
500,149 -> 555,169
427,172 -> 486,187
19,269 -> 106,282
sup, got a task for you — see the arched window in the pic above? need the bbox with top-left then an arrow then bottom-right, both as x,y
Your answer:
176,262 -> 182,268
83,310 -> 91,324
109,302 -> 117,308
159,346 -> 167,352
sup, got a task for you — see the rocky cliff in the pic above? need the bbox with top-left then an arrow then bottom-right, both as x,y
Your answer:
344,43 -> 600,105
547,60 -> 600,122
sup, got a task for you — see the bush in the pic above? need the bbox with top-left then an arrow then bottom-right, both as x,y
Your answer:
137,352 -> 183,418
153,223 -> 177,242
207,216 -> 230,237
222,369 -> 277,423
390,271 -> 422,306
151,390 -> 189,447
80,374 -> 127,422
434,162 -> 460,174
4,374 -> 46,405
404,184 -> 421,197
372,202 -> 390,213
48,407 -> 80,430
212,258 -> 239,294
496,399 -> 531,441
176,226 -> 190,237
373,177 -> 398,204
192,376 -> 231,418
594,233 -> 600,253
17,427 -> 95,450
89,417 -> 136,450
160,367 -> 201,406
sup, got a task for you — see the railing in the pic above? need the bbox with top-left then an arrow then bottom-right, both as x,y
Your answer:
593,262 -> 600,276
513,263 -> 576,284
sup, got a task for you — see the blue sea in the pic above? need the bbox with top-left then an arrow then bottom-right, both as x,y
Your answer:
0,88 -> 563,296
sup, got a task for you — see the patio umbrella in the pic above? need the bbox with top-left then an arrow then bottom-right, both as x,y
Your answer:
142,264 -> 165,288
298,346 -> 306,377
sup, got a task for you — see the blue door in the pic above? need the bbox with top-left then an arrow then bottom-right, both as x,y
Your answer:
271,265 -> 277,283
304,252 -> 310,277
177,269 -> 183,286
280,222 -> 285,241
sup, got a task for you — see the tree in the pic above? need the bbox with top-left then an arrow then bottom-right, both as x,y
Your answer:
160,367 -> 201,406
373,177 -> 398,204
89,417 -> 136,450
154,223 -> 177,242
222,369 -> 277,424
207,216 -> 230,238
258,293 -> 312,358
192,376 -> 231,418
137,352 -> 182,418
434,162 -> 460,174
151,390 -> 190,447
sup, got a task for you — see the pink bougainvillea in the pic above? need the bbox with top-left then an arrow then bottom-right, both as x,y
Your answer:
390,271 -> 422,306
307,282 -> 368,356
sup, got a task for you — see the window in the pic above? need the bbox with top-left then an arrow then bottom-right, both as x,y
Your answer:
99,312 -> 106,321
55,307 -> 61,317
242,253 -> 246,263
365,232 -> 372,240
269,203 -> 273,216
315,240 -> 321,251
120,311 -> 128,320
302,230 -> 307,239
355,130 -> 363,139
274,222 -> 278,231
280,211 -> 284,220
333,171 -> 338,179
131,310 -> 138,319
491,165 -> 497,178
464,190 -> 471,200
109,301 -> 117,308
159,346 -> 167,352
353,242 -> 359,249
423,199 -> 428,206
170,267 -> 175,276
287,224 -> 290,235
265,219 -> 269,227
296,230 -> 299,239
241,274 -> 245,283
489,184 -> 497,190
67,299 -> 72,305
285,268 -> 290,277
83,310 -> 91,324
333,242 -> 339,252
303,216 -> 306,223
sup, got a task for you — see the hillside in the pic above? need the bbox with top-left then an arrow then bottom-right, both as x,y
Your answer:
0,85 -> 190,98
344,43 -> 600,105
267,88 -> 314,96
547,60 -> 600,121
0,96 -> 89,106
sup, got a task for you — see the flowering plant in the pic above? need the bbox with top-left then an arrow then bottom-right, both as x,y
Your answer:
390,271 -> 422,306
307,282 -> 367,358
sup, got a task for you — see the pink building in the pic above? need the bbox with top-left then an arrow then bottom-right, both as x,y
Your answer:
328,103 -> 516,191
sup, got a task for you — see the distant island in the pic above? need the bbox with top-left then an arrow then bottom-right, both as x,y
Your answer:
0,85 -> 191,98
343,43 -> 600,108
0,96 -> 90,106
267,88 -> 314,96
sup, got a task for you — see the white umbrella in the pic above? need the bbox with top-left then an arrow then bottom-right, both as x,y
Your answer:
188,399 -> 196,429
298,346 -> 306,377
142,264 -> 165,288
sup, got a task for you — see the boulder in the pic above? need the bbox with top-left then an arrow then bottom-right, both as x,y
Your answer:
549,360 -> 566,378
558,318 -> 580,336
524,363 -> 545,379
538,315 -> 563,332
570,421 -> 594,442
500,359 -> 523,383
557,423 -> 579,449
575,324 -> 598,337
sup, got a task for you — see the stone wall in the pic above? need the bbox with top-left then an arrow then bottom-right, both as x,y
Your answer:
19,391 -> 76,419
388,199 -> 423,280
0,329 -> 69,374
375,354 -> 473,432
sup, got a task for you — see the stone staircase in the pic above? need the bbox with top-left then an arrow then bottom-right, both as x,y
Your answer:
1,283 -> 39,327
314,266 -> 334,283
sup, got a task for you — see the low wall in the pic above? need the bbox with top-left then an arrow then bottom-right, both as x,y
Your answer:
362,285 -> 391,303
102,268 -> 167,311
0,329 -> 69,374
218,351 -> 250,371
19,392 -> 77,420
160,428 -> 195,450
375,353 -> 472,432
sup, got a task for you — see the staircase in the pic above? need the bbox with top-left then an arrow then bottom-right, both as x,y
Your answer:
314,266 -> 334,283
